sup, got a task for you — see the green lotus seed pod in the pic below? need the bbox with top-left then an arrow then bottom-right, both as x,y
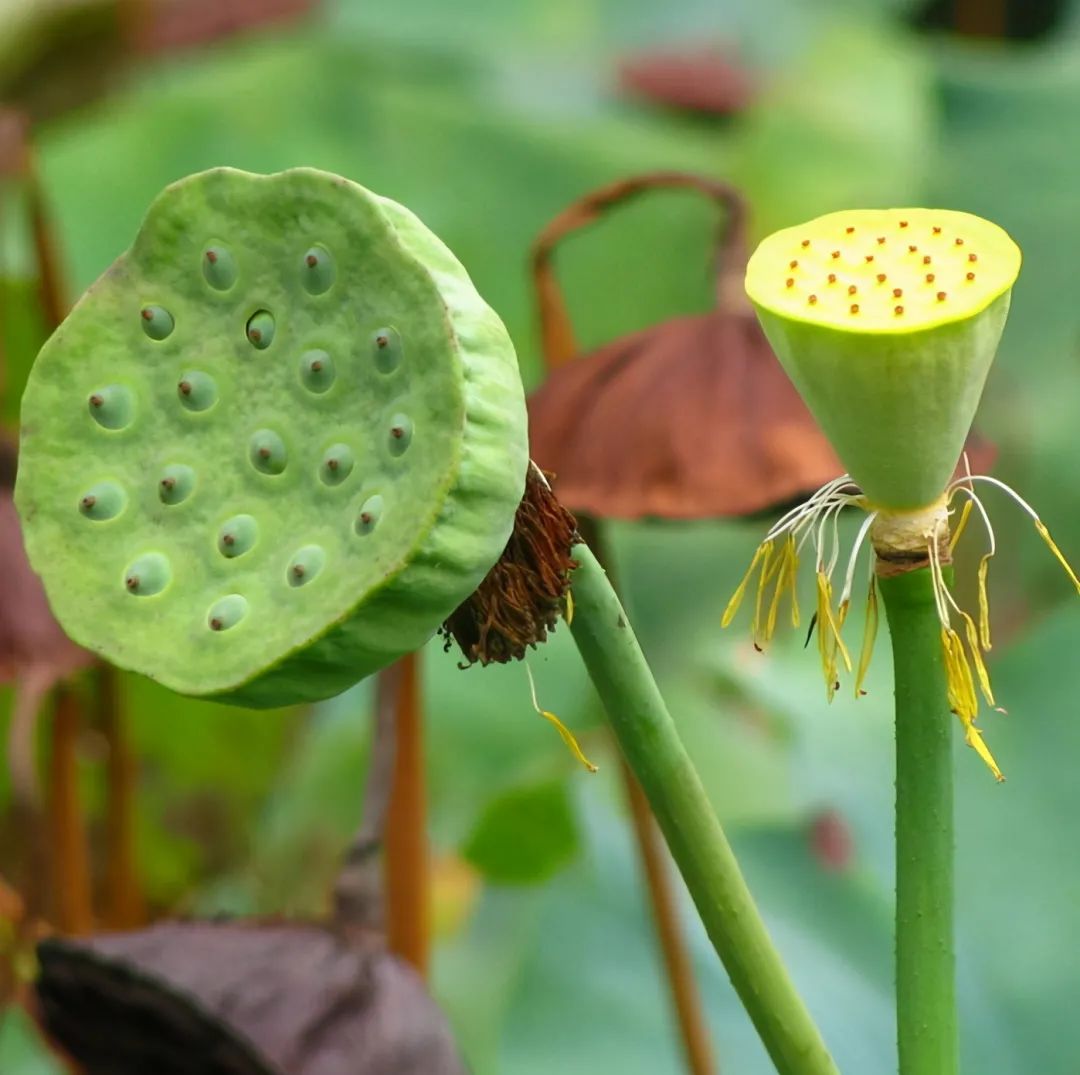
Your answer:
177,371 -> 218,413
745,208 -> 1021,510
158,464 -> 196,505
88,385 -> 135,430
320,443 -> 354,486
246,309 -> 275,349
79,481 -> 127,521
202,246 -> 238,291
140,305 -> 174,340
299,349 -> 335,393
16,167 -> 527,706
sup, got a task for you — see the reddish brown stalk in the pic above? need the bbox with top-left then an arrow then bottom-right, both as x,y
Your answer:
383,652 -> 430,977
622,759 -> 716,1074
48,688 -> 92,936
96,664 -> 145,929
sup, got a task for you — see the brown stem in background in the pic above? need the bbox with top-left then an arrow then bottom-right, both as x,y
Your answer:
24,146 -> 66,333
48,687 -> 92,936
383,652 -> 430,977
579,516 -> 716,1074
96,664 -> 145,929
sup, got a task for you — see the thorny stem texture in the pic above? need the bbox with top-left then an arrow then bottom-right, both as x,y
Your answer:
880,568 -> 957,1075
568,543 -> 837,1075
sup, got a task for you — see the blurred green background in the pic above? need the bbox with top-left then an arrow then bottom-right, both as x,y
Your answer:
3,0 -> 1080,1071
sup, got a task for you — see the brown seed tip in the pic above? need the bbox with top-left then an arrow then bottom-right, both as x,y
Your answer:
955,237 -> 964,246
923,255 -> 932,265
359,511 -> 372,525
390,426 -> 405,439
966,272 -> 975,281
933,226 -> 942,234
81,495 -> 96,509
258,447 -> 271,459
937,291 -> 947,301
206,250 -> 218,264
306,253 -> 318,267
893,287 -> 903,298
327,458 -> 339,471
210,617 -> 223,631
808,294 -> 818,305
789,260 -> 798,269
140,308 -> 153,320
249,329 -> 262,343
850,303 -> 859,314
178,380 -> 191,396
848,284 -> 857,295
899,220 -> 909,228
926,273 -> 935,282
831,250 -> 840,259
223,533 -> 235,546
876,273 -> 886,283
375,335 -> 388,348
160,478 -> 175,490
89,394 -> 104,407
293,564 -> 305,578
968,252 -> 978,263
801,239 -> 810,247
827,273 -> 837,284
845,226 -> 855,234
877,236 -> 885,245
864,254 -> 874,263
894,305 -> 904,315
786,278 -> 795,288
310,360 -> 323,372
908,245 -> 917,253
126,576 -> 139,591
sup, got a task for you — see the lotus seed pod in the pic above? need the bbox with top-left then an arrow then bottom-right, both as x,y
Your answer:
16,167 -> 528,706
745,208 -> 1020,509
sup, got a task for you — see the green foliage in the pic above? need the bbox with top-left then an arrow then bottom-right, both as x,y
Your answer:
463,779 -> 580,886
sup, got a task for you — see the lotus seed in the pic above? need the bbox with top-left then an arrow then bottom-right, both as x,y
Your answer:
217,514 -> 259,559
893,288 -> 903,298
937,291 -> 947,301
848,285 -> 857,296
207,594 -> 248,632
801,239 -> 810,247
926,274 -> 935,283
202,246 -> 237,291
831,251 -> 840,259
88,385 -> 134,430
320,443 -> 355,486
969,253 -> 978,263
177,371 -> 218,412
828,274 -> 836,284
123,553 -> 171,597
789,260 -> 798,269
876,274 -> 886,283
299,349 -> 335,393
786,278 -> 794,288
355,494 -> 384,535
966,272 -> 976,281
246,310 -> 275,349
388,414 -> 413,456
249,429 -> 287,474
287,545 -> 326,588
301,246 -> 335,295
140,305 -> 174,340
372,327 -> 402,374
158,464 -> 195,505
78,481 -> 126,521
923,256 -> 932,265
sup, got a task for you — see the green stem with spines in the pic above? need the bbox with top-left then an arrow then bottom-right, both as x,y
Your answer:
568,543 -> 838,1075
880,567 -> 958,1075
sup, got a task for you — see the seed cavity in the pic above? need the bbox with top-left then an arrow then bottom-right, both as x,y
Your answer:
287,545 -> 326,588
177,371 -> 217,412
123,553 -> 171,597
88,385 -> 134,430
246,310 -> 276,350
388,414 -> 413,456
249,429 -> 287,475
78,481 -> 126,521
217,514 -> 259,559
355,494 -> 384,535
207,594 -> 248,632
140,305 -> 174,341
299,349 -> 335,393
320,443 -> 355,486
301,246 -> 335,295
372,327 -> 402,374
158,465 -> 196,505
203,246 -> 237,291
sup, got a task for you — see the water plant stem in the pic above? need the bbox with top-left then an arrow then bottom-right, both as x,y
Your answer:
568,543 -> 837,1075
880,567 -> 957,1075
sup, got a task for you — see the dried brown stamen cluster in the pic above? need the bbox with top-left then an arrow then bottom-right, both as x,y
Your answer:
440,463 -> 578,666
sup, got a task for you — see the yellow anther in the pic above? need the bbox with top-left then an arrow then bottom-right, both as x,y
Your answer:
854,576 -> 878,697
526,663 -> 597,773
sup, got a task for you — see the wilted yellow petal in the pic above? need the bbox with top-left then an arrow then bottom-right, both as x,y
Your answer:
722,541 -> 770,628
977,553 -> 992,651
